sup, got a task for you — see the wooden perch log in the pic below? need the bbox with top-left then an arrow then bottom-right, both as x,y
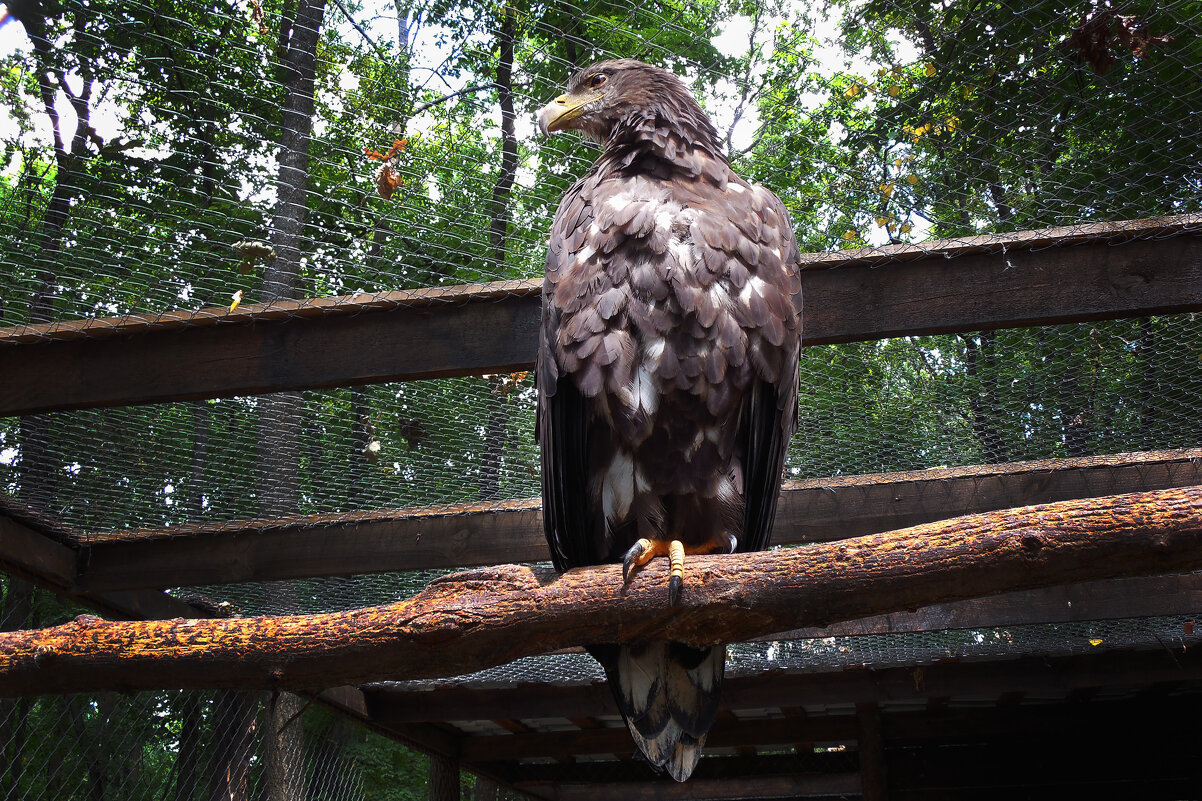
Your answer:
1,486 -> 1200,698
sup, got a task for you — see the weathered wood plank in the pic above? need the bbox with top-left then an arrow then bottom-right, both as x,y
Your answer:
2,486 -> 1201,697
718,647 -> 1202,724
515,773 -> 863,801
502,691 -> 1202,799
75,450 -> 1202,591
459,716 -> 854,762
0,512 -> 200,621
496,752 -> 858,785
2,218 -> 1201,416
0,290 -> 542,416
766,571 -> 1202,639
0,514 -> 78,591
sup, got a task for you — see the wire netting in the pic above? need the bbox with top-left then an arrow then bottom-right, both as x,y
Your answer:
2,0 -> 1202,796
1,0 -> 1200,331
0,689 -> 392,801
1,0 -> 1200,539
3,316 -> 1202,536
382,613 -> 1201,692
0,579 -> 529,801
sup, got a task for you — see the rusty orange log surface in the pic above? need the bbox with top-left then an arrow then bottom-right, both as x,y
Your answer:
1,485 -> 1200,697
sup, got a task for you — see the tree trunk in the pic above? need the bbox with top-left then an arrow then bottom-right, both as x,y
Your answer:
2,486 -> 1200,697
174,693 -> 202,801
263,692 -> 307,801
206,692 -> 258,801
856,702 -> 888,801
475,13 -> 518,503
428,753 -> 460,801
488,10 -> 517,275
264,0 -> 327,303
259,0 -> 326,794
963,332 -> 1009,463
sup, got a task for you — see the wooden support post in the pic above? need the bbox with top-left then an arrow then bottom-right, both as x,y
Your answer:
429,753 -> 460,801
471,776 -> 498,801
856,702 -> 888,801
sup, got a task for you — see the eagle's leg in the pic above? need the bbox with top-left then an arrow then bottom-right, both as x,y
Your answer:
623,535 -> 740,604
668,534 -> 739,604
668,540 -> 685,605
622,538 -> 669,582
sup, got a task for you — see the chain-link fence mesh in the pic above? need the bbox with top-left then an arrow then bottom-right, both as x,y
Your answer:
0,0 -> 1199,533
0,689 -> 390,801
4,316 -> 1202,536
2,0 -> 1201,796
0,579 -> 536,801
0,0 -> 1199,334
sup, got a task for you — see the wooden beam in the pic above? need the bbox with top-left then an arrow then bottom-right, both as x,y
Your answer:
856,703 -> 888,801
458,716 -> 856,763
799,220 -> 1202,343
429,753 -> 461,801
505,691 -> 1202,800
75,449 -> 1202,590
0,512 -> 202,621
368,637 -> 1202,726
0,513 -> 77,592
2,216 -> 1199,416
515,773 -> 863,801
490,690 -> 1202,800
493,752 -> 856,784
463,669 -> 1202,770
0,283 -> 541,417
769,570 -> 1202,639
3,485 -> 1199,697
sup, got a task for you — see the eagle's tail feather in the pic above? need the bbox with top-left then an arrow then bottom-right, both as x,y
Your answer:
604,640 -> 724,782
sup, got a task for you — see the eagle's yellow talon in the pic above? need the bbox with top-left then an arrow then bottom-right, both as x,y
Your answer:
668,540 -> 685,604
622,538 -> 659,581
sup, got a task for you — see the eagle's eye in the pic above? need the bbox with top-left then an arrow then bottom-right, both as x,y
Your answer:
588,73 -> 608,89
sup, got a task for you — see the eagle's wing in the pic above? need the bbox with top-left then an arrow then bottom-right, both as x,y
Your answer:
734,188 -> 802,554
537,176 -> 604,572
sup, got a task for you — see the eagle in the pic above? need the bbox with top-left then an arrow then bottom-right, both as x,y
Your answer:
536,59 -> 802,781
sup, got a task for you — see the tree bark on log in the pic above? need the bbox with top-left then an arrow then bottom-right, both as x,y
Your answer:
1,486 -> 1200,698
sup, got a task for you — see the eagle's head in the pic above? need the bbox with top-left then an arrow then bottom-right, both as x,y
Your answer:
538,59 -> 722,155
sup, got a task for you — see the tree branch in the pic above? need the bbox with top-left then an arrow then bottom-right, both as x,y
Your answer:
2,486 -> 1200,697
411,82 -> 502,117
330,0 -> 388,60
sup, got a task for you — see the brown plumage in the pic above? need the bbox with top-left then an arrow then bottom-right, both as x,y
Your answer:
536,59 -> 802,781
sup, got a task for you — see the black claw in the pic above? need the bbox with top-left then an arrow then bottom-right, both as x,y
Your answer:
622,546 -> 643,582
668,575 -> 682,605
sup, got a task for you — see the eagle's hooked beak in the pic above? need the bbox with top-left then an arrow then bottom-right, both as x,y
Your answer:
538,90 -> 603,135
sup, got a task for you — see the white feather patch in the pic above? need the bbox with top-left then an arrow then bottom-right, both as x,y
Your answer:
602,450 -> 636,523
645,338 -> 666,367
738,276 -> 768,309
709,283 -> 732,310
573,244 -> 596,265
605,194 -> 631,211
626,365 -> 658,416
619,641 -> 666,711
